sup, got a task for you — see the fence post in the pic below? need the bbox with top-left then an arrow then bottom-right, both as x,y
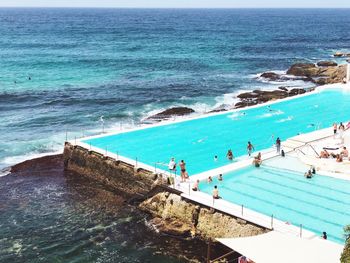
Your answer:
300,224 -> 303,237
89,143 -> 92,151
212,197 -> 215,207
271,214 -> 274,229
188,183 -> 190,196
135,157 -> 138,168
105,146 -> 107,156
154,163 -> 157,173
65,130 -> 68,142
74,136 -> 76,145
241,205 -> 244,216
116,151 -> 119,160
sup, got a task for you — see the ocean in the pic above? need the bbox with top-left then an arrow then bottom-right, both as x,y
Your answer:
1,8 -> 350,169
0,8 -> 349,262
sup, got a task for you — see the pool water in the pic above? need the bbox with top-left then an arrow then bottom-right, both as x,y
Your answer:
199,165 -> 350,243
83,88 -> 350,175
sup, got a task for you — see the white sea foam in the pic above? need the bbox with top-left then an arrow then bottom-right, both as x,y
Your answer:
1,149 -> 63,172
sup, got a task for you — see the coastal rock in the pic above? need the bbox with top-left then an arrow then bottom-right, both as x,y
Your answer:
334,52 -> 350,57
278,86 -> 289,92
288,88 -> 306,96
286,63 -> 317,76
235,89 -> 290,108
285,62 -> 346,84
140,192 -> 267,240
316,61 -> 338,67
146,107 -> 195,122
149,217 -> 193,238
260,72 -> 281,81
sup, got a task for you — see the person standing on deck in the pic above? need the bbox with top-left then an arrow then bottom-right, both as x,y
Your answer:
247,141 -> 255,157
168,157 -> 176,171
333,123 -> 338,138
276,137 -> 281,154
179,160 -> 186,182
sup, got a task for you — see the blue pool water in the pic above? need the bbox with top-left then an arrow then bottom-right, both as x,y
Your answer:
199,165 -> 350,244
84,88 -> 350,175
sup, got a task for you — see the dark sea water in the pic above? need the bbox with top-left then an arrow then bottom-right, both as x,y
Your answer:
0,8 -> 350,262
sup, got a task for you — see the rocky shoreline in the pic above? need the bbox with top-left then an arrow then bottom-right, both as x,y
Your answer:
5,154 -> 238,262
145,58 -> 347,121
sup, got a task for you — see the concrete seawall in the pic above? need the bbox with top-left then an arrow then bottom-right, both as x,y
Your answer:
63,142 -> 158,197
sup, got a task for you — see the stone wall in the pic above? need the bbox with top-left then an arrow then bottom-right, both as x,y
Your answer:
140,192 -> 267,240
63,142 -> 158,197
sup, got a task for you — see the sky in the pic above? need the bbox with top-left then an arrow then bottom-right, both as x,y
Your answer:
0,0 -> 349,8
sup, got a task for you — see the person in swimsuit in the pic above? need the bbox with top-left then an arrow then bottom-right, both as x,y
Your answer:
341,147 -> 349,158
247,141 -> 255,157
336,154 -> 343,163
333,123 -> 337,137
192,179 -> 200,191
226,149 -> 234,160
218,174 -> 223,181
252,152 -> 262,167
304,170 -> 313,179
207,176 -> 213,183
214,155 -> 218,162
212,185 -> 221,199
179,160 -> 186,182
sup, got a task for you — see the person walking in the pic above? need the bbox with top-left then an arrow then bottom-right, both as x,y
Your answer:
276,137 -> 281,154
247,141 -> 255,157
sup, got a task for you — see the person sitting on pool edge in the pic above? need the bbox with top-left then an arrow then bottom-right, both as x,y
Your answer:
319,149 -> 330,158
336,154 -> 343,163
340,147 -> 349,158
252,152 -> 262,167
213,185 -> 221,199
207,176 -> 213,183
192,179 -> 200,191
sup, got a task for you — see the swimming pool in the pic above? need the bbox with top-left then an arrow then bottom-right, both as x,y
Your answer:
83,88 -> 350,175
199,165 -> 350,243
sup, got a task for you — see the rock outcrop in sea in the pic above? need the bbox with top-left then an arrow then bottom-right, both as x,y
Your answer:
286,62 -> 346,85
234,88 -> 307,108
145,107 -> 195,122
333,51 -> 350,57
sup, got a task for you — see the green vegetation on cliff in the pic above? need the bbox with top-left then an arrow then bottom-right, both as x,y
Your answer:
341,225 -> 350,263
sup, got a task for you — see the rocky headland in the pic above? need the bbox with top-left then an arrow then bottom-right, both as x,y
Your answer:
145,58 -> 347,120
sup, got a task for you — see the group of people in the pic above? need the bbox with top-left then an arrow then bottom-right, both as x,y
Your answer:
191,174 -> 223,199
304,166 -> 316,179
319,146 -> 349,163
168,158 -> 189,182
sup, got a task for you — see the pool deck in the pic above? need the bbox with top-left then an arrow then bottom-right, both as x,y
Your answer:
69,83 -> 350,247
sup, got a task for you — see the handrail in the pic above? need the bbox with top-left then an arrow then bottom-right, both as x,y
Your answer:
305,143 -> 320,157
